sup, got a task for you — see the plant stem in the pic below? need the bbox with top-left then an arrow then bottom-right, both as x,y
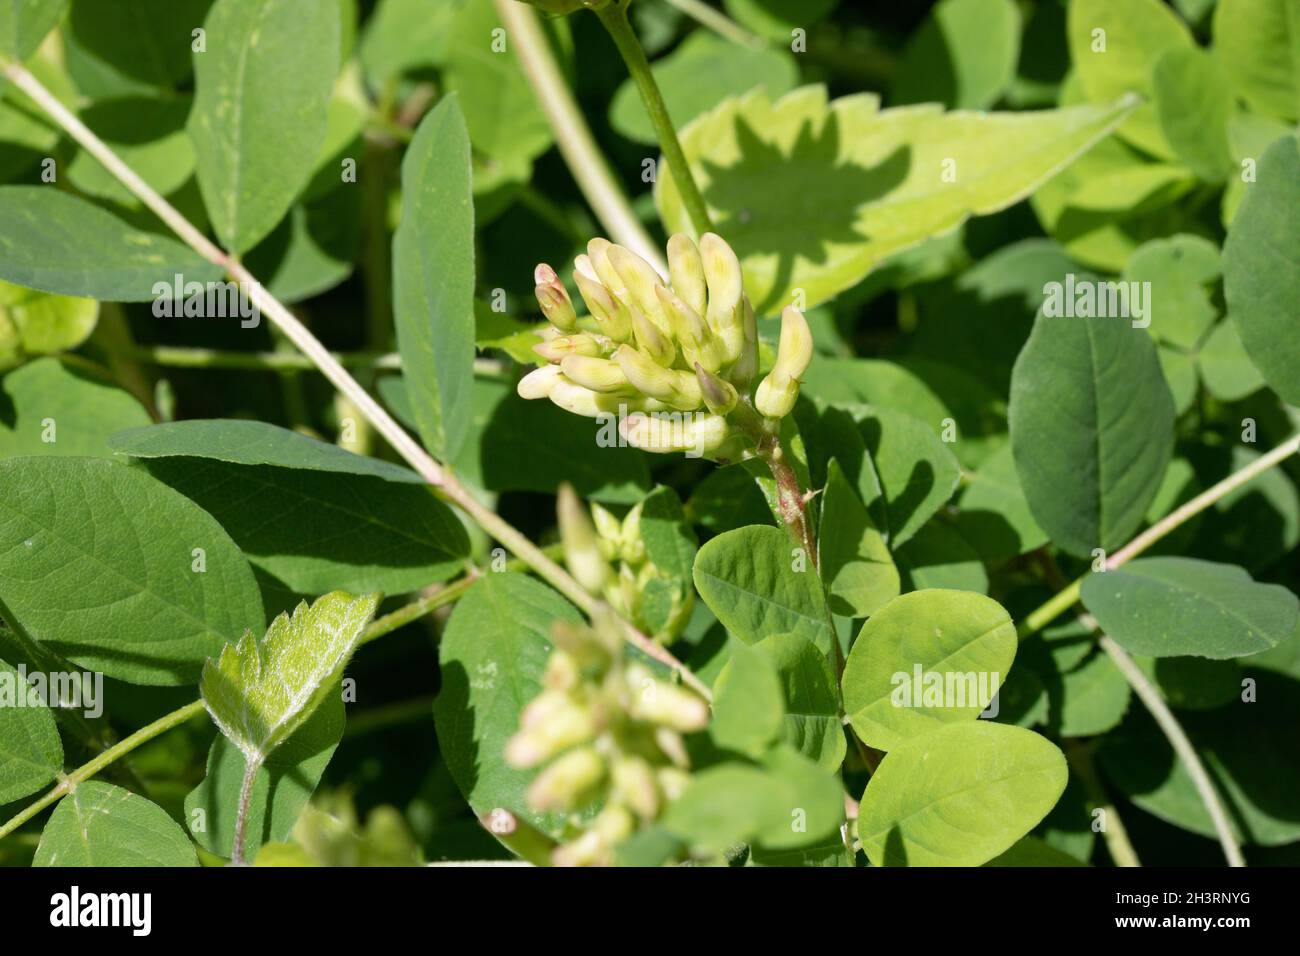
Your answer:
1064,740 -> 1141,867
661,0 -> 765,47
1,59 -> 708,700
1097,634 -> 1245,867
595,1 -> 715,237
230,754 -> 264,866
0,699 -> 207,842
493,0 -> 666,273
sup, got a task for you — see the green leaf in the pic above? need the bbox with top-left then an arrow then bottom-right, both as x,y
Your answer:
0,187 -> 223,301
65,0 -> 211,91
0,359 -> 149,458
359,0 -> 461,87
434,573 -> 581,834
0,281 -> 98,369
842,589 -> 1016,751
723,0 -> 836,41
1222,136 -> 1300,406
818,459 -> 899,618
1009,311 -> 1175,557
1212,0 -> 1300,122
0,0 -> 67,61
0,457 -> 264,685
610,32 -> 798,144
67,97 -> 196,208
201,590 -> 379,760
1152,47 -> 1233,181
1137,655 -> 1242,711
656,83 -> 1137,315
986,835 -> 1088,867
185,691 -> 343,858
0,655 -> 63,804
1080,557 -> 1299,659
1066,0 -> 1194,159
693,525 -> 832,655
189,0 -> 340,253
956,441 -> 1048,566
891,0 -> 1021,110
639,486 -> 697,582
754,744 -> 844,850
34,781 -> 197,867
1197,318 -> 1266,401
1056,650 -> 1131,736
392,94 -> 475,462
711,642 -> 785,758
802,357 -> 951,435
1121,235 -> 1221,350
895,519 -> 989,594
754,632 -> 846,772
110,419 -> 425,485
858,721 -> 1068,866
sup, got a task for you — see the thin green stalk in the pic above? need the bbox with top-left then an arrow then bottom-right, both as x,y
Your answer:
1064,740 -> 1141,867
661,0 -> 764,47
595,0 -> 715,236
230,754 -> 264,866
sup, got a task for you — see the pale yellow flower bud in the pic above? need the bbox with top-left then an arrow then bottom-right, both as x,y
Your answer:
729,296 -> 759,388
607,245 -> 667,327
613,345 -> 702,410
517,364 -> 564,400
543,649 -> 581,692
533,333 -> 602,362
574,271 -> 632,342
619,410 -> 730,455
547,378 -> 638,418
561,355 -> 631,394
611,756 -> 660,820
654,284 -> 726,373
534,263 -> 578,331
754,305 -> 812,419
656,766 -> 691,801
506,692 -> 598,768
630,306 -> 676,367
590,502 -> 622,543
559,482 -> 610,594
700,233 -> 744,363
693,362 -> 739,416
666,233 -> 707,317
526,746 -> 605,812
586,237 -> 628,301
619,500 -> 645,562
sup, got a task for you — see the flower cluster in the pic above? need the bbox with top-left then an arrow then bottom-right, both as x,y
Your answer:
504,608 -> 708,866
518,233 -> 813,461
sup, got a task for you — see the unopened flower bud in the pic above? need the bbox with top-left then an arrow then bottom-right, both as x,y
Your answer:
667,233 -> 707,317
574,271 -> 632,342
559,482 -> 610,593
754,306 -> 812,419
626,664 -> 710,731
561,355 -> 630,394
630,306 -> 676,367
655,284 -> 726,372
507,692 -> 598,767
533,332 -> 602,362
620,501 -> 645,562
729,296 -> 759,388
586,237 -> 628,301
548,378 -> 633,418
611,756 -> 660,820
526,746 -> 605,812
590,502 -> 622,543
534,263 -> 578,331
693,363 -> 739,415
620,411 -> 729,455
543,649 -> 581,692
517,364 -> 564,400
614,345 -> 702,410
700,233 -> 745,362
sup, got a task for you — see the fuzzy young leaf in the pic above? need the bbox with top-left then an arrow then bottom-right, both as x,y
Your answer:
201,591 -> 380,760
34,781 -> 197,867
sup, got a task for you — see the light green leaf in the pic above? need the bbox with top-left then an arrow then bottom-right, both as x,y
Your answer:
892,0 -> 1020,109
0,655 -> 63,804
67,97 -> 196,208
802,357 -> 951,434
0,457 -> 264,685
359,0 -> 462,87
754,632 -> 846,772
34,781 -> 197,867
895,520 -> 989,594
0,359 -> 149,458
956,441 -> 1049,566
393,94 -> 475,462
819,459 -> 899,618
986,835 -> 1088,867
711,642 -> 784,758
1222,136 -> 1300,406
1066,0 -> 1194,158
657,83 -> 1137,315
1080,557 -> 1299,659
110,418 -> 424,484
0,280 -> 98,369
1056,650 -> 1131,736
201,591 -> 379,760
0,187 -> 223,301
65,0 -> 211,91
1212,0 -> 1300,122
754,744 -> 844,850
1197,318 -> 1265,401
662,763 -> 789,852
611,31 -> 798,144
693,525 -> 832,654
434,573 -> 582,835
842,589 -> 1016,751
1152,47 -> 1233,181
0,0 -> 67,61
189,0 -> 340,253
1009,311 -> 1175,557
859,721 -> 1068,866
185,692 -> 343,858
1121,234 -> 1221,350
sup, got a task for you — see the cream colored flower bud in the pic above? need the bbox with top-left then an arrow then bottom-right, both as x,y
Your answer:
619,500 -> 645,562
607,244 -> 670,334
526,746 -> 605,812
559,482 -> 610,593
667,233 -> 707,317
534,263 -> 578,331
611,756 -> 660,820
561,355 -> 630,394
729,296 -> 759,388
506,693 -> 597,768
754,306 -> 813,419
586,237 -> 628,301
517,364 -> 564,400
533,333 -> 602,362
542,649 -> 581,692
614,345 -> 702,410
700,233 -> 744,361
619,410 -> 729,454
574,271 -> 632,342
590,502 -> 622,543
630,306 -> 676,367
693,362 -> 739,415
656,766 -> 691,801
654,285 -> 726,372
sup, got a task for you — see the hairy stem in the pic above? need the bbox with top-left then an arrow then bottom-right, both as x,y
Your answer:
494,0 -> 666,272
595,0 -> 715,236
3,59 -> 707,700
1064,740 -> 1141,867
230,754 -> 264,866
1097,634 -> 1245,867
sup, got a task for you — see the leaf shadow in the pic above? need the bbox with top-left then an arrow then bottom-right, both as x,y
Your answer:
698,110 -> 910,314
